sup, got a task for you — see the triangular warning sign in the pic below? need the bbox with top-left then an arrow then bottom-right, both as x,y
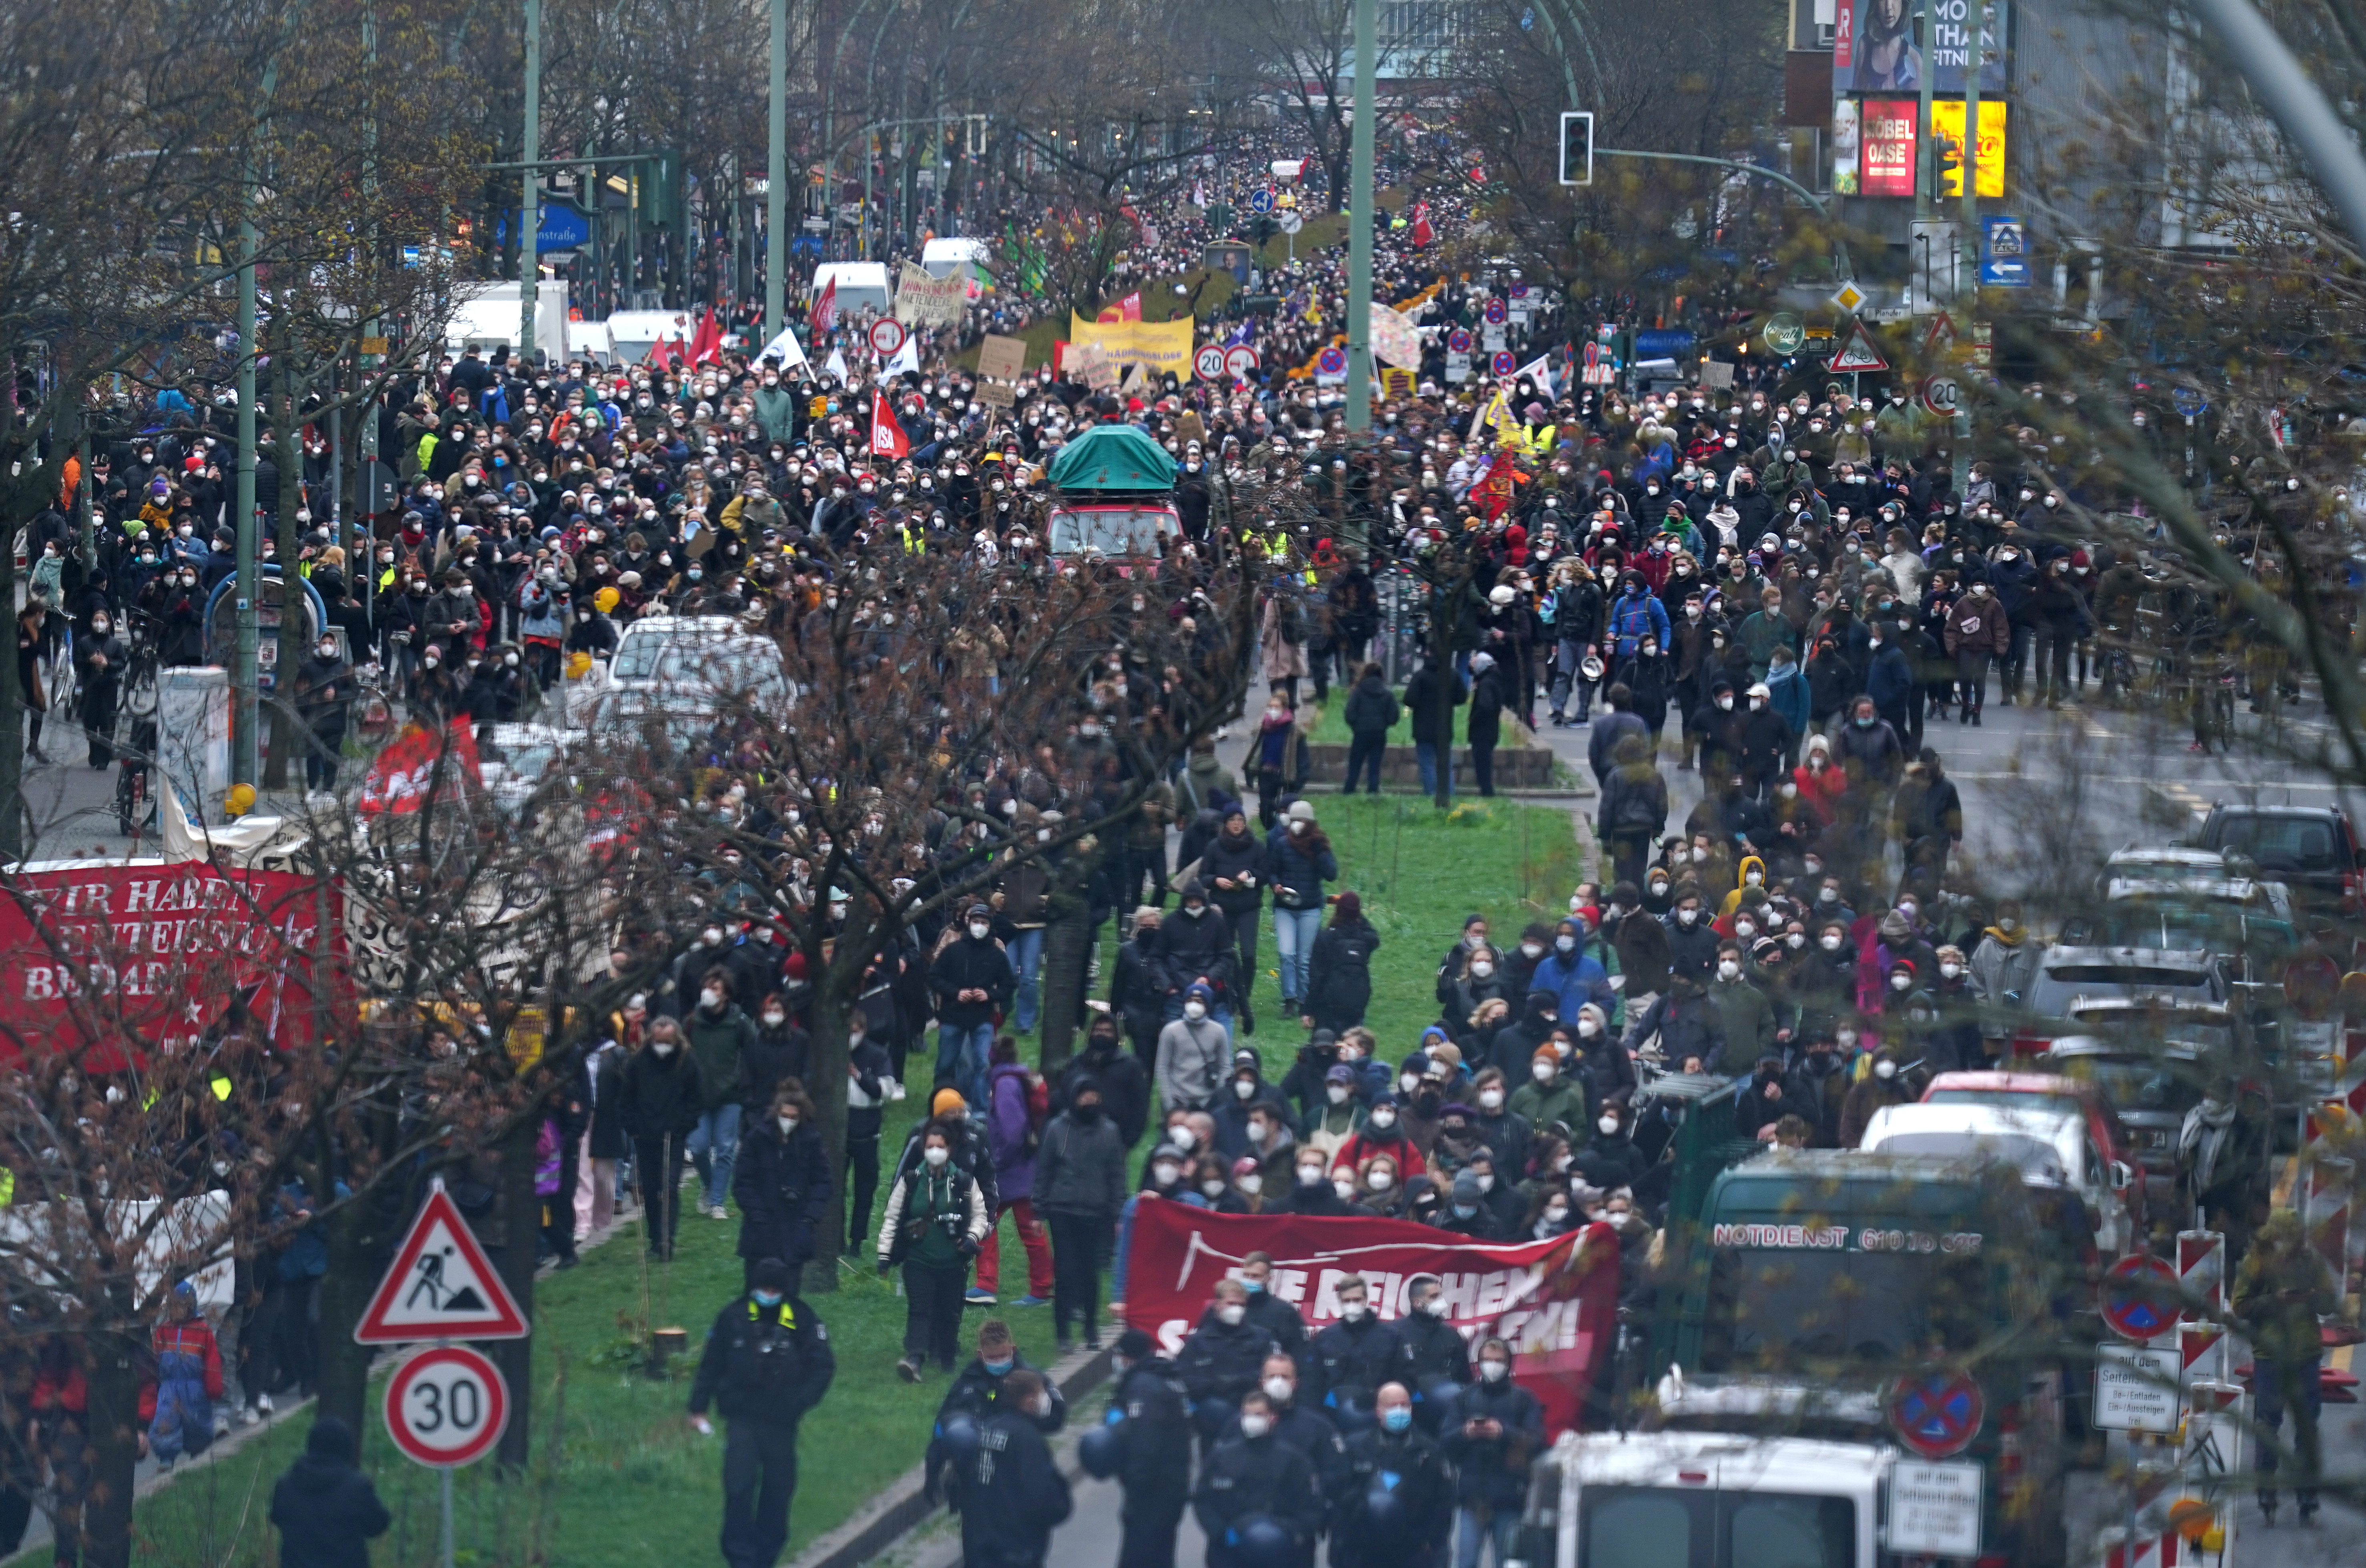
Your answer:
1922,309 -> 1958,356
1827,319 -> 1890,374
355,1185 -> 530,1344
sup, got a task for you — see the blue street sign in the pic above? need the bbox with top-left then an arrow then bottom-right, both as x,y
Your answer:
496,203 -> 593,252
1980,216 -> 2030,287
1632,329 -> 1697,358
1249,187 -> 1275,214
2171,385 -> 2206,418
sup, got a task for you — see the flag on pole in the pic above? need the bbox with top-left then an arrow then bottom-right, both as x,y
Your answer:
884,332 -> 920,378
756,323 -> 810,372
1411,201 -> 1434,248
869,387 -> 910,460
811,277 -> 838,334
1468,386 -> 1507,444
1513,353 -> 1556,397
687,307 -> 723,365
824,347 -> 848,383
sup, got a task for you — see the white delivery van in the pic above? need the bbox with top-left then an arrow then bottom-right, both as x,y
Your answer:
565,319 -> 614,365
442,281 -> 570,364
810,262 -> 890,316
920,237 -> 991,279
604,309 -> 697,366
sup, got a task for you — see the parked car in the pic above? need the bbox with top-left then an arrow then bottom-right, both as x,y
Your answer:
570,614 -> 794,736
2193,802 -> 2364,918
1919,1069 -> 2148,1236
1858,1100 -> 2137,1261
476,723 -> 572,818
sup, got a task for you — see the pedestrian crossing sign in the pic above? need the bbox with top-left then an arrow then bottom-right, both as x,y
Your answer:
356,1180 -> 531,1343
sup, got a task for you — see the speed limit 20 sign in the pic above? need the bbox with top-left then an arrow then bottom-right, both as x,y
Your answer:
386,1346 -> 509,1468
1194,344 -> 1229,381
1919,374 -> 1962,418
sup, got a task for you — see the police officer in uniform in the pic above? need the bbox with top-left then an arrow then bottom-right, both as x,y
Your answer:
948,1367 -> 1073,1568
1177,1279 -> 1283,1441
1194,1389 -> 1325,1568
1107,1327 -> 1194,1568
1332,1382 -> 1454,1568
687,1257 -> 836,1568
934,1318 -> 1067,1441
1304,1273 -> 1414,1429
1396,1274 -> 1473,1431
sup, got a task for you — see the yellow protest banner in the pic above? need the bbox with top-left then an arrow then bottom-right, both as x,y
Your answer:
1066,313 -> 1195,376
1380,367 -> 1417,400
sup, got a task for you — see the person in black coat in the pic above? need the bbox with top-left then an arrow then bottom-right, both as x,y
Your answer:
1442,1341 -> 1545,1564
1396,1276 -> 1472,1427
1332,1383 -> 1455,1568
738,995 -> 812,1115
1177,1282 -> 1285,1437
1734,1055 -> 1815,1142
1571,1102 -> 1649,1193
733,1081 -> 834,1287
270,1417 -> 390,1568
947,1368 -> 1073,1568
687,1258 -> 836,1568
844,1017 -> 894,1255
1340,663 -> 1400,796
1465,652 -> 1510,796
1108,1329 -> 1194,1568
1057,1018 -> 1150,1149
1109,907 -> 1169,1060
1304,1274 -> 1414,1426
1195,1390 -> 1325,1568
619,1025 -> 705,1260
1304,892 -> 1380,1034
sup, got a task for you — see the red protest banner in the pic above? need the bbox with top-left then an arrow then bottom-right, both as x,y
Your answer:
356,721 -> 484,816
0,863 -> 343,1063
1123,1197 -> 1620,1434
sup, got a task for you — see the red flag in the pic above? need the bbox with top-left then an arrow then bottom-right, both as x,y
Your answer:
868,387 -> 909,460
357,721 -> 484,816
1119,291 -> 1142,321
1412,200 -> 1434,248
643,336 -> 675,370
687,306 -> 723,365
811,277 -> 837,334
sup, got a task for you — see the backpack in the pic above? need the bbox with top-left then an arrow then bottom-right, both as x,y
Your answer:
1276,592 -> 1306,646
1611,779 -> 1661,831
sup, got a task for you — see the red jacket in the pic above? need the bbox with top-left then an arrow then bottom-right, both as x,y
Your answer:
138,1318 -> 224,1421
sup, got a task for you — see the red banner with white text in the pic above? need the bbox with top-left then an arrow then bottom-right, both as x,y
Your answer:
0,863 -> 344,1064
356,721 -> 483,816
1123,1198 -> 1620,1434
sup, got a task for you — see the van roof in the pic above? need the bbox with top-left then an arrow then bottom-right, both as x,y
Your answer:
813,262 -> 888,287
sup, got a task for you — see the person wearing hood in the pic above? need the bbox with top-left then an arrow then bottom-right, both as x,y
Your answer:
1059,1013 -> 1149,1148
1034,1077 -> 1128,1351
621,1017 -> 705,1260
1341,660 -> 1401,794
1433,1168 -> 1506,1239
1572,1101 -> 1649,1192
1838,1046 -> 1916,1147
1467,1068 -> 1532,1178
1609,887 -> 1673,999
1530,918 -> 1617,1028
1212,1052 -> 1286,1159
1734,1054 -> 1814,1142
1304,891 -> 1381,1034
1178,734 -> 1243,819
1967,900 -> 2040,1062
1890,749 -> 1964,883
1466,650 -> 1510,795
271,1417 -> 391,1568
1301,1064 -> 1367,1164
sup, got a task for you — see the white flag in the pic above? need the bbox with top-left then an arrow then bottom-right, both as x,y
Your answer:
1513,353 -> 1556,397
824,347 -> 849,384
757,324 -> 809,371
884,333 -> 920,378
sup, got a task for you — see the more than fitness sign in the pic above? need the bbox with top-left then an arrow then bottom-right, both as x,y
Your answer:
0,862 -> 342,1060
1122,1198 -> 1619,1432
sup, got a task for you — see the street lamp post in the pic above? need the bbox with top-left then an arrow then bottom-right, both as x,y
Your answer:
520,0 -> 542,364
766,0 -> 786,343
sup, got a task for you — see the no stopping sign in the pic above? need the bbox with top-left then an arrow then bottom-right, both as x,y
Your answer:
386,1346 -> 509,1468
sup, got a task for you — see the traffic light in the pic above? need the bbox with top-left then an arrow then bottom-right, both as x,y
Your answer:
1932,135 -> 1963,198
1559,111 -> 1594,187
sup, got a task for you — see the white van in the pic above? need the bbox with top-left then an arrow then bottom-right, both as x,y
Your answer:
604,309 -> 697,367
811,261 -> 891,316
920,238 -> 990,279
566,319 -> 614,365
442,281 -> 570,363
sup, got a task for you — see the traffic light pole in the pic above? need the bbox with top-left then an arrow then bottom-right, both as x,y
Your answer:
1915,0 -> 1936,222
1344,0 -> 1376,433
1594,148 -> 1854,281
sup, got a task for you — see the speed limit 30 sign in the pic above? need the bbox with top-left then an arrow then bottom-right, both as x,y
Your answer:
386,1345 -> 509,1468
